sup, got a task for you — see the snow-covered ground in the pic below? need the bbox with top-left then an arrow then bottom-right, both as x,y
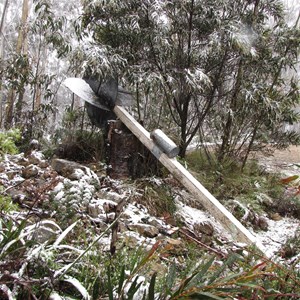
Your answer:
1,150 -> 300,267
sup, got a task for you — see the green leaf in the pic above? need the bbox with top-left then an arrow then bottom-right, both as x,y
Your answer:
53,220 -> 77,246
166,262 -> 177,293
237,282 -> 266,291
188,291 -> 225,299
63,276 -> 91,300
92,275 -> 101,300
280,175 -> 299,184
148,272 -> 157,300
117,266 -> 126,295
127,276 -> 143,300
187,257 -> 215,288
107,266 -> 114,300
208,253 -> 241,285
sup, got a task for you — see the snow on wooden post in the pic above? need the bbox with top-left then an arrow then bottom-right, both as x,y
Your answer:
113,105 -> 266,253
150,129 -> 179,158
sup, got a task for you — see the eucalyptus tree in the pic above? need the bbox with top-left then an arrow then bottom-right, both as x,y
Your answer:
80,0 -> 219,157
79,0 -> 300,160
1,0 -> 75,136
205,0 -> 300,167
5,0 -> 29,128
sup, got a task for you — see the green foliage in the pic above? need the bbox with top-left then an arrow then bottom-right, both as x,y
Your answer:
0,129 -> 21,157
78,0 -> 300,160
33,0 -> 72,58
1,208 -> 300,299
274,175 -> 300,218
0,190 -> 18,213
136,179 -> 177,217
186,150 -> 278,202
49,105 -> 106,162
0,218 -> 27,262
280,227 -> 300,259
104,246 -> 300,299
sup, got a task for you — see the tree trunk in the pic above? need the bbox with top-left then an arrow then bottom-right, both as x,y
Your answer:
218,59 -> 244,163
0,0 -> 9,128
0,0 -> 9,53
107,120 -> 161,179
5,0 -> 29,129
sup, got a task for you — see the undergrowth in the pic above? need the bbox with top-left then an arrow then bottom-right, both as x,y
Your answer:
186,150 -> 281,200
0,128 -> 21,157
185,150 -> 284,216
1,133 -> 300,299
1,215 -> 300,299
135,179 -> 177,218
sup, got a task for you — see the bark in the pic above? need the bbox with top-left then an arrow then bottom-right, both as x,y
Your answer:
32,37 -> 46,113
5,0 -> 29,128
0,0 -> 9,43
218,59 -> 244,163
0,0 -> 9,127
107,120 -> 161,179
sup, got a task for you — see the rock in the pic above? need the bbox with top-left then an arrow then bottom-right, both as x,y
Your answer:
38,160 -> 49,168
256,193 -> 274,207
17,157 -> 30,167
88,202 -> 105,217
194,221 -> 214,236
200,234 -> 213,245
0,164 -> 5,172
162,238 -> 188,256
51,158 -> 90,180
22,164 -> 39,178
122,231 -> 142,248
88,199 -> 118,217
269,213 -> 282,221
97,191 -> 124,203
29,220 -> 61,243
8,188 -> 27,204
128,223 -> 159,238
102,200 -> 118,213
141,216 -> 164,229
166,238 -> 183,246
6,171 -> 19,180
257,216 -> 269,231
28,152 -> 44,165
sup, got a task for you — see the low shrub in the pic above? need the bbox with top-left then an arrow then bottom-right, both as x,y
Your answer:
0,128 -> 21,157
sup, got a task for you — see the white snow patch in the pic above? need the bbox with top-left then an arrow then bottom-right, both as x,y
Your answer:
54,191 -> 65,201
175,200 -> 228,236
30,150 -> 45,160
53,182 -> 64,193
124,275 -> 149,300
105,191 -> 124,202
73,168 -> 85,179
122,231 -> 156,249
95,199 -> 117,207
49,292 -> 63,300
123,203 -> 149,223
97,236 -> 111,251
254,217 -> 300,258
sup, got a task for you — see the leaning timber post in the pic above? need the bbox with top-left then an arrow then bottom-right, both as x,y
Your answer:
113,105 -> 266,254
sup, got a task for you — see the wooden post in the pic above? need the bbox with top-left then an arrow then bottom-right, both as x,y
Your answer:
113,105 -> 266,253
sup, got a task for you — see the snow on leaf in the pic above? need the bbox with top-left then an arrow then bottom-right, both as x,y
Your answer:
0,284 -> 14,300
63,276 -> 91,300
53,221 -> 78,246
